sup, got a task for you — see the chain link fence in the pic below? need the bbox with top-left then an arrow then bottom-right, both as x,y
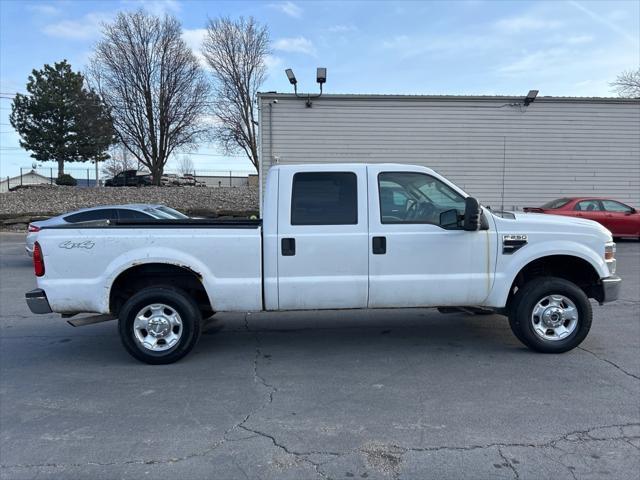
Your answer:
1,166 -> 257,192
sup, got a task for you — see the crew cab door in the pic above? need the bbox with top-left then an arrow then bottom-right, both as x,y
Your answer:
277,166 -> 369,310
367,166 -> 496,307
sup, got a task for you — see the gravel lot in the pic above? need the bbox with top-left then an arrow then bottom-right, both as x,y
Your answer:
0,186 -> 259,223
0,233 -> 638,480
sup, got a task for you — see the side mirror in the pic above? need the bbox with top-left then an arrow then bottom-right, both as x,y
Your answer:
439,209 -> 459,229
463,197 -> 481,231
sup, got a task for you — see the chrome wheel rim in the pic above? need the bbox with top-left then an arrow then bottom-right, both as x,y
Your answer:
531,294 -> 579,342
133,303 -> 183,352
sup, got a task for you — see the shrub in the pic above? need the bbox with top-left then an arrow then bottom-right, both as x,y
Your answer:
55,174 -> 77,186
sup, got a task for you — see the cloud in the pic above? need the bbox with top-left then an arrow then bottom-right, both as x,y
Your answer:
264,54 -> 283,70
381,33 -> 500,59
120,0 -> 182,16
569,0 -> 637,44
498,48 -> 568,74
327,24 -> 357,33
494,15 -> 562,33
565,34 -> 593,45
273,36 -> 315,55
269,1 -> 302,18
28,3 -> 61,16
42,12 -> 111,40
182,28 -> 208,66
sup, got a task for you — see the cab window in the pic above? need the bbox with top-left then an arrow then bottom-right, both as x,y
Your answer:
378,172 -> 465,225
291,172 -> 358,225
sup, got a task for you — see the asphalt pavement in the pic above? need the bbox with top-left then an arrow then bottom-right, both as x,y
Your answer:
0,232 -> 638,479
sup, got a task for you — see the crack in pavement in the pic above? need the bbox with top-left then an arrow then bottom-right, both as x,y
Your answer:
2,415 -> 639,473
0,313 -> 281,473
238,424 -> 332,479
3,325 -> 638,476
497,447 -> 520,480
578,346 -> 640,381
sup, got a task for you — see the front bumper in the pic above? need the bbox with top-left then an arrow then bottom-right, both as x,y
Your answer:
600,276 -> 622,304
25,289 -> 52,314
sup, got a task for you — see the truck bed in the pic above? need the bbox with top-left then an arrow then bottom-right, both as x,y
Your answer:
35,220 -> 263,314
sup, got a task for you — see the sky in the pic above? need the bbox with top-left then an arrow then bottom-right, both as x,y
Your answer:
1,0 -> 638,178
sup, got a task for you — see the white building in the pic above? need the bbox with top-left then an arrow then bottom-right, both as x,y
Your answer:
258,93 -> 640,210
0,170 -> 53,193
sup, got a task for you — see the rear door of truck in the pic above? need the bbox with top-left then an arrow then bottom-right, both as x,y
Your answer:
276,165 -> 369,310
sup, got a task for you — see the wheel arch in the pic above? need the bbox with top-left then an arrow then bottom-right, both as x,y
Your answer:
505,254 -> 602,311
109,263 -> 213,317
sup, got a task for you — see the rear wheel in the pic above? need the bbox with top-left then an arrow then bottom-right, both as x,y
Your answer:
508,277 -> 592,353
118,286 -> 202,364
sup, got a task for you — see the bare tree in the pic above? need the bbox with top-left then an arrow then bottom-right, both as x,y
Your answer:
202,17 -> 269,172
177,155 -> 194,175
101,144 -> 137,178
611,69 -> 640,98
89,10 -> 210,184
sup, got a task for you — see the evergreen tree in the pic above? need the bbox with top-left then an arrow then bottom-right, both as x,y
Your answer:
10,60 -> 115,177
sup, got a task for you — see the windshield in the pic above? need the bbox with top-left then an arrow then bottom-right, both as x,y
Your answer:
541,198 -> 571,209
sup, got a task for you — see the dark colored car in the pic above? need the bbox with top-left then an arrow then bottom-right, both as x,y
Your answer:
105,170 -> 152,187
524,197 -> 640,239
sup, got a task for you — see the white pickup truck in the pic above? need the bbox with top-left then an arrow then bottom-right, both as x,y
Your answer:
26,164 -> 621,364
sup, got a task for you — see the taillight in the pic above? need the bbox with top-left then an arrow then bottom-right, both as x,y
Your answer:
28,224 -> 41,233
33,242 -> 45,277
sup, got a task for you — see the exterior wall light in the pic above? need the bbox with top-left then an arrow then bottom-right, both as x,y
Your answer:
285,67 -> 327,107
524,90 -> 539,106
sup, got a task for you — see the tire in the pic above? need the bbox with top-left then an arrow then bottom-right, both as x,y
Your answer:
508,277 -> 592,353
118,286 -> 202,364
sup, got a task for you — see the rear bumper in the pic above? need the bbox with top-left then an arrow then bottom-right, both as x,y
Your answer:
600,276 -> 622,304
25,245 -> 33,256
25,289 -> 52,314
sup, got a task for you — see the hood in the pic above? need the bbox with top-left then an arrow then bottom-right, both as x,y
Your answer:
494,211 -> 612,242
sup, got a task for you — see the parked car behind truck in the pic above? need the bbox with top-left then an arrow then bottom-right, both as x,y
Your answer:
26,205 -> 188,255
524,197 -> 640,239
26,164 -> 621,364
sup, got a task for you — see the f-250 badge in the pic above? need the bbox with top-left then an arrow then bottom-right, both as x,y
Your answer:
59,240 -> 95,250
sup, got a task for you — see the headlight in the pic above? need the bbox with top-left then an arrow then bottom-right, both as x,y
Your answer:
605,242 -> 616,275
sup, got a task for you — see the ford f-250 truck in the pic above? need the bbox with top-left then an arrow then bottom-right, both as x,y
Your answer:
26,164 -> 621,364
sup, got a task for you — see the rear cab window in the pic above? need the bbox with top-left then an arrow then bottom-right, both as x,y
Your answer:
291,172 -> 358,225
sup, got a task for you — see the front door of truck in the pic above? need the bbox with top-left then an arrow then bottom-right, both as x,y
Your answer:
367,166 -> 496,308
277,166 -> 369,310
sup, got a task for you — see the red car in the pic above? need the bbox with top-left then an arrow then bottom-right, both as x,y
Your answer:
524,197 -> 640,239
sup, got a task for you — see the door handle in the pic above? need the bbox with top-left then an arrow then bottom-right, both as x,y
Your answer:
372,236 -> 386,254
281,238 -> 296,256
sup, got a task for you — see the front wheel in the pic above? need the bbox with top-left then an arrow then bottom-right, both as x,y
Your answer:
118,286 -> 202,364
508,277 -> 592,353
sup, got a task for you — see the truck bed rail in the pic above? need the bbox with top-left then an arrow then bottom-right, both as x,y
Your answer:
42,218 -> 262,229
